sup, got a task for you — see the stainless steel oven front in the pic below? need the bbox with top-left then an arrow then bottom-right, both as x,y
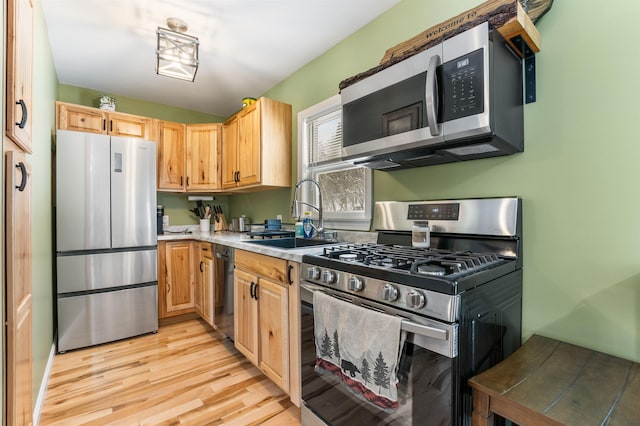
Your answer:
300,281 -> 459,426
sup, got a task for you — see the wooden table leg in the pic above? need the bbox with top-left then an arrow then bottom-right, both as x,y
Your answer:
472,390 -> 494,426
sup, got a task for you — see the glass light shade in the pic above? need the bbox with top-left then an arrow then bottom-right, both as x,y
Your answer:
156,27 -> 199,82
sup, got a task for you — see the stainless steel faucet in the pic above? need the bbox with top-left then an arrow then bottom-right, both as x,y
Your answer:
292,178 -> 324,237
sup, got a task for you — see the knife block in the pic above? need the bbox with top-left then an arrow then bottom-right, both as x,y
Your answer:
214,214 -> 227,231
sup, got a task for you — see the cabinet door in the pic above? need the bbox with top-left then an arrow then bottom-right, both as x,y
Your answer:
287,261 -> 301,406
56,102 -> 106,134
222,117 -> 239,189
234,269 -> 258,364
186,124 -> 222,191
258,277 -> 289,392
157,121 -> 186,191
5,151 -> 33,425
165,241 -> 195,314
199,244 -> 215,327
108,112 -> 152,139
194,243 -> 203,317
6,0 -> 33,152
237,103 -> 261,187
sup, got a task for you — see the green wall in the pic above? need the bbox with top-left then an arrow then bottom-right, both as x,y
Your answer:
31,0 -> 58,410
57,84 -> 225,123
257,0 -> 640,362
52,0 -> 640,366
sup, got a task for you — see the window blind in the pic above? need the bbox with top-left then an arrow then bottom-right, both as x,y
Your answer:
307,109 -> 342,166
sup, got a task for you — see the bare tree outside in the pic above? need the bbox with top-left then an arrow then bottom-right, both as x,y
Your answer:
317,168 -> 365,213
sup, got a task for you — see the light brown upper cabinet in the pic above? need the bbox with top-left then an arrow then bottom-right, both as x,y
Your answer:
56,101 -> 153,140
157,121 -> 222,192
6,0 -> 34,153
186,123 -> 222,191
157,121 -> 186,190
222,97 -> 292,191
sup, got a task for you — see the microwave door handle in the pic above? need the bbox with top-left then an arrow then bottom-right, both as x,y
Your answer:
426,54 -> 442,137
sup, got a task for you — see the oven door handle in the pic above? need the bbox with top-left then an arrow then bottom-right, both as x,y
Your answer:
301,282 -> 449,342
401,320 -> 448,341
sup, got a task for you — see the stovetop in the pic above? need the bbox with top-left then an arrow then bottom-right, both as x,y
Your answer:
322,243 -> 502,275
302,243 -> 517,295
303,198 -> 522,295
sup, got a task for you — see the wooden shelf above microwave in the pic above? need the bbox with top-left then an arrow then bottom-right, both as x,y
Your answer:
339,0 -> 551,104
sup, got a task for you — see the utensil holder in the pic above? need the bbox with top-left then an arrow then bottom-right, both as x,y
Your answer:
200,219 -> 211,233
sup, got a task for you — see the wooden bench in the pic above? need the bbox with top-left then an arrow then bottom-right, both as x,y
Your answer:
468,334 -> 640,425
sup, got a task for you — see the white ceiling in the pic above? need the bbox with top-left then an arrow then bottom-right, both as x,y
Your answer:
41,0 -> 400,117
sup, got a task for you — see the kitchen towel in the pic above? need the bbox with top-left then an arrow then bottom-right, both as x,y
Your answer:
313,291 -> 405,411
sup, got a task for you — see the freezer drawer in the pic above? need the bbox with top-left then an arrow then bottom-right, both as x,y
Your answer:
57,285 -> 158,352
57,249 -> 157,294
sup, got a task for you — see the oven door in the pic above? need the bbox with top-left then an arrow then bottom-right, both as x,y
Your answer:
301,282 -> 458,426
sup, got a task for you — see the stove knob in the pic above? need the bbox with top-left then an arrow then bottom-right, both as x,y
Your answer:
307,267 -> 321,281
321,270 -> 336,284
348,276 -> 364,292
406,289 -> 426,309
380,284 -> 399,301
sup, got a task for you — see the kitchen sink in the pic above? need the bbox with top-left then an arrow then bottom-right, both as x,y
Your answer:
245,237 -> 335,249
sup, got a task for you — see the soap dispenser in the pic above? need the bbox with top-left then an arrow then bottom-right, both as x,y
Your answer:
302,211 -> 314,238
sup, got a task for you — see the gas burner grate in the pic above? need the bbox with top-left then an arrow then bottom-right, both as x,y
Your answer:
320,243 -> 506,278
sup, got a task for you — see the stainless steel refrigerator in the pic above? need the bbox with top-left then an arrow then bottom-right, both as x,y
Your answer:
55,129 -> 158,352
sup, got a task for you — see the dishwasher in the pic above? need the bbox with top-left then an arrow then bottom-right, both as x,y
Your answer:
214,245 -> 234,340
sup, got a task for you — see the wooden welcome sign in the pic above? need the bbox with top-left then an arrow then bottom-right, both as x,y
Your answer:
339,0 -> 545,91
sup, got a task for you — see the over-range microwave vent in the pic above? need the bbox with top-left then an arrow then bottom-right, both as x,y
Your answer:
340,22 -> 524,171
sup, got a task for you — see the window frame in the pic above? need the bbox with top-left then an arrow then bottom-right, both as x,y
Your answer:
297,94 -> 372,231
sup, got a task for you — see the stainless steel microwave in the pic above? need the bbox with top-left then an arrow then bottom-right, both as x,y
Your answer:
341,22 -> 524,170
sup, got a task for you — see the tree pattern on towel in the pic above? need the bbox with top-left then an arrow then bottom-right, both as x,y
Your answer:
320,329 -> 333,357
361,358 -> 371,385
373,351 -> 390,392
333,330 -> 341,359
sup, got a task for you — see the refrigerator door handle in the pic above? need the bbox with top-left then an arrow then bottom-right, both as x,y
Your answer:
113,152 -> 122,173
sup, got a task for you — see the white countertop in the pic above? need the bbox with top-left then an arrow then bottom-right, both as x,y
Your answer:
158,230 -> 335,262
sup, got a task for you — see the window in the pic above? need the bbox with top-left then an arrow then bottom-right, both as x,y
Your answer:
297,95 -> 372,231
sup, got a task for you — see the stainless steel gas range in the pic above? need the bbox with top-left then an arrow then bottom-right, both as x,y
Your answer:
300,197 -> 523,426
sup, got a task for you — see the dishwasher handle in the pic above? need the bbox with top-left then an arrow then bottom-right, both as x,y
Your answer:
215,252 -> 230,260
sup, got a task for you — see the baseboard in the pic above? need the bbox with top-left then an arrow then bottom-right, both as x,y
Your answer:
33,338 -> 56,425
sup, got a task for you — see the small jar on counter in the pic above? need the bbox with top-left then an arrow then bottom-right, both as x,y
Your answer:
412,220 -> 430,248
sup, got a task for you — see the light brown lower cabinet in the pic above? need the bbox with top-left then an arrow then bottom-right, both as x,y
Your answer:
158,244 -> 301,404
5,151 -> 33,425
234,250 -> 300,399
195,242 -> 215,327
158,240 -> 195,318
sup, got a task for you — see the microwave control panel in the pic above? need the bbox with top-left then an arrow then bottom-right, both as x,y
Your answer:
440,48 -> 484,121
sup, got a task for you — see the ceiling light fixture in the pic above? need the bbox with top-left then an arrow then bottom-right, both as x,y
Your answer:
156,18 -> 199,82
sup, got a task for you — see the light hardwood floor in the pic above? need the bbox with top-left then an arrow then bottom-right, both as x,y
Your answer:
39,319 -> 301,425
